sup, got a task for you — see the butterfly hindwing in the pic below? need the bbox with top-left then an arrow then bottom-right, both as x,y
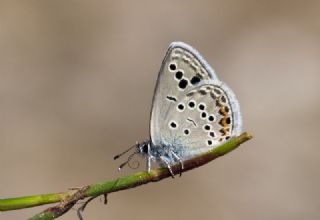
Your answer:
160,83 -> 242,159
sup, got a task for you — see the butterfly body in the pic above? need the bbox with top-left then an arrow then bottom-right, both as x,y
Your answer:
116,42 -> 242,175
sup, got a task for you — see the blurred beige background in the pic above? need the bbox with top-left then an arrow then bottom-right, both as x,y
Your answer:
1,1 -> 319,219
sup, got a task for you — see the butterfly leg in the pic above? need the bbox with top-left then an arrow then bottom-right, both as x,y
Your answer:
170,151 -> 184,176
160,156 -> 175,178
146,143 -> 151,173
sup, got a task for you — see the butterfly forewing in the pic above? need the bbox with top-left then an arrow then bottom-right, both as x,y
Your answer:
150,42 -> 219,146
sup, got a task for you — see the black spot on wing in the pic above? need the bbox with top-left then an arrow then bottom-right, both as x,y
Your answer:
169,63 -> 176,71
186,118 -> 197,127
190,75 -> 202,85
166,96 -> 177,102
178,79 -> 188,89
175,71 -> 183,80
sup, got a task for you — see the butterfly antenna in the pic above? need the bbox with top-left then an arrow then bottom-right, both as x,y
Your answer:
114,142 -> 138,160
118,151 -> 139,170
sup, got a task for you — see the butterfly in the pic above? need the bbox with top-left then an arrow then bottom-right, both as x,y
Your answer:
114,42 -> 242,176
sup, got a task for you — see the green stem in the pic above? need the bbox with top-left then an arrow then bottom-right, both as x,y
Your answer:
0,132 -> 252,220
0,193 -> 65,211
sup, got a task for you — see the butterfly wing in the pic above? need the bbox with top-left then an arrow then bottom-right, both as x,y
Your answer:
161,82 -> 242,159
150,42 -> 219,146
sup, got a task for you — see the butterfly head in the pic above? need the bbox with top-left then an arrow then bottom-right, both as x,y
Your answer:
114,140 -> 151,170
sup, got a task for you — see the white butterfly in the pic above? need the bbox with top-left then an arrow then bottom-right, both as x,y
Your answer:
115,42 -> 242,176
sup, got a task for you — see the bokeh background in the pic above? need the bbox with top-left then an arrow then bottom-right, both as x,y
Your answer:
1,1 -> 319,219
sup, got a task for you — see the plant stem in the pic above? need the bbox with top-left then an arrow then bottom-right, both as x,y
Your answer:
0,132 -> 252,220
